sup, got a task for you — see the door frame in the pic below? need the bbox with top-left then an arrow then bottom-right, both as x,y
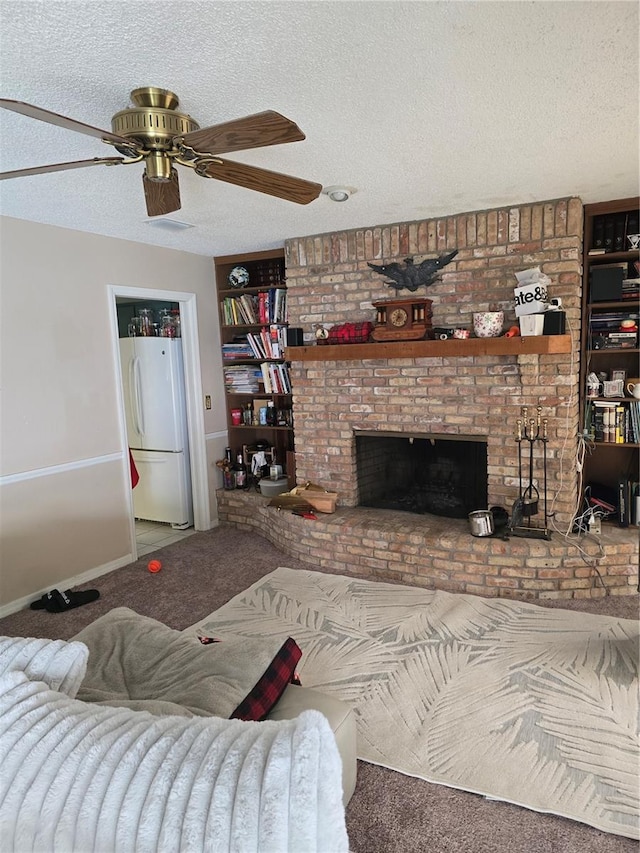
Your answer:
108,285 -> 210,552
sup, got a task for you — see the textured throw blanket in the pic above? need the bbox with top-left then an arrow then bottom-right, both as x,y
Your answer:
73,607 -> 292,719
0,670 -> 348,853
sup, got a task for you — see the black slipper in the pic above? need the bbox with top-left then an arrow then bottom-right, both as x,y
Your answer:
30,588 -> 100,612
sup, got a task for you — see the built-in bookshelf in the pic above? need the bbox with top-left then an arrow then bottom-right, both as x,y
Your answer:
214,248 -> 294,481
580,197 -> 640,527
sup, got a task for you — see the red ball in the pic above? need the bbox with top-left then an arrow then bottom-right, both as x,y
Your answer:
147,559 -> 162,573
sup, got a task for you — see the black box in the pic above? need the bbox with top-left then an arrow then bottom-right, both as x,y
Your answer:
286,327 -> 305,346
590,267 -> 624,302
543,310 -> 566,335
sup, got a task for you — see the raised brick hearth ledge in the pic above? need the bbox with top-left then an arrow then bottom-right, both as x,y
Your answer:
217,490 -> 638,600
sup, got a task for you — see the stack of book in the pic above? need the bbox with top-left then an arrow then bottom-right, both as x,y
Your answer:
589,211 -> 639,254
220,294 -> 258,325
223,365 -> 262,394
246,325 -> 287,360
584,400 -> 640,443
622,275 -> 639,301
257,288 -> 287,324
222,340 -> 253,360
259,362 -> 291,394
590,311 -> 639,349
220,288 -> 287,326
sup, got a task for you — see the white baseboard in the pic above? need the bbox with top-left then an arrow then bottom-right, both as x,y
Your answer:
0,554 -> 134,620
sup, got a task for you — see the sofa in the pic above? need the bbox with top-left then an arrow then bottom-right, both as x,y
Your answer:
0,608 -> 357,852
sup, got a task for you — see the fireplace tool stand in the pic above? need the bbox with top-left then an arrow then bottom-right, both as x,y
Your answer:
508,406 -> 551,540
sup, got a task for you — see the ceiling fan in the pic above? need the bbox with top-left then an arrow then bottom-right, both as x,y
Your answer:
0,87 -> 323,216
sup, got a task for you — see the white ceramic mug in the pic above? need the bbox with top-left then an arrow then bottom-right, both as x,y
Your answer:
627,382 -> 640,399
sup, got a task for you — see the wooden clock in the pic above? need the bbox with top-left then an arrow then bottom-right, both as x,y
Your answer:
371,297 -> 433,341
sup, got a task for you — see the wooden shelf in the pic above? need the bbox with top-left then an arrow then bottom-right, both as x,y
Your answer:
215,247 -> 295,468
587,442 -> 640,449
588,349 -> 640,355
580,197 -> 640,501
286,334 -> 572,362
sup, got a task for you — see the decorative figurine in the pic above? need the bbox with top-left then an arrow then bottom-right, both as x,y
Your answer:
368,250 -> 458,293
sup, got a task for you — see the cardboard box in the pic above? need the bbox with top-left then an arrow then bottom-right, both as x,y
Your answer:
514,281 -> 549,316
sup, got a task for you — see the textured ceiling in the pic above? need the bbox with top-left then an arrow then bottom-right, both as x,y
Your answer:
1,1 -> 638,258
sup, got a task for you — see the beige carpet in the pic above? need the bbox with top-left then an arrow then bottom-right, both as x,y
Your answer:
187,567 -> 639,840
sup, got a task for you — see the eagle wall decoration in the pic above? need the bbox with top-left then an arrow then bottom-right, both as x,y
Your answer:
368,249 -> 458,292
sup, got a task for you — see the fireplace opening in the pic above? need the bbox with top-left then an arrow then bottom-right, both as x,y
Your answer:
355,432 -> 488,519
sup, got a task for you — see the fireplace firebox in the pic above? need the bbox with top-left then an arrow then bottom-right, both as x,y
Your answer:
356,432 -> 488,519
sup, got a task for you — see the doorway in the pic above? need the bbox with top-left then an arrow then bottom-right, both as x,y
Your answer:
109,285 -> 210,559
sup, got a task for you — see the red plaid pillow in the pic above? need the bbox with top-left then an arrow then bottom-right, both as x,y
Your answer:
198,636 -> 302,722
230,637 -> 302,721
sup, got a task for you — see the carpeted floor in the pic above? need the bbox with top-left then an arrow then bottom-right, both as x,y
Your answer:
1,526 -> 638,853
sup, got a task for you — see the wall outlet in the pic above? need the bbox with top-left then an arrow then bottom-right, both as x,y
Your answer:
205,395 -> 211,410
588,513 -> 601,535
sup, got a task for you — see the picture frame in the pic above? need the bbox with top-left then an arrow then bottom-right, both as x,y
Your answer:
603,378 -> 625,398
610,369 -> 626,383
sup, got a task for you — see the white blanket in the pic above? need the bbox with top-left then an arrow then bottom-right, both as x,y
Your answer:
0,671 -> 349,853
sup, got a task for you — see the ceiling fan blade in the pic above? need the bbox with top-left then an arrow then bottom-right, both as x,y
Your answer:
181,111 -> 305,155
201,158 -> 322,205
0,157 -> 125,180
0,98 -> 132,145
143,170 -> 181,217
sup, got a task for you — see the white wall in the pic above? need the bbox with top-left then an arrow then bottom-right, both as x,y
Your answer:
0,217 -> 227,610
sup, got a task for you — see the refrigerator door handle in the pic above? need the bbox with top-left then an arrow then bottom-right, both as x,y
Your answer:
131,356 -> 145,437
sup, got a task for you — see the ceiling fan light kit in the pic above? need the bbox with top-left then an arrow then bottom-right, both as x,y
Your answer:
0,86 -> 323,216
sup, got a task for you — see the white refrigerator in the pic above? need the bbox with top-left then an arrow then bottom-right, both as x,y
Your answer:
120,337 -> 193,528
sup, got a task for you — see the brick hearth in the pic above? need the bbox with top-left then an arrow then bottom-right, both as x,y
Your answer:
217,490 -> 638,599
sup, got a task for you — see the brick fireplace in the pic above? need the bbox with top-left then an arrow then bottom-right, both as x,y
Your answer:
217,197 -> 638,598
285,197 -> 582,523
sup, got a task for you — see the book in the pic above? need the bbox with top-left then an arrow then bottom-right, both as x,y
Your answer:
592,217 -> 604,250
613,214 -> 626,252
260,362 -> 273,393
617,478 -> 630,527
258,291 -> 269,324
603,216 -> 615,251
614,405 -> 625,443
246,332 -> 265,359
592,401 -> 617,442
633,483 -> 640,526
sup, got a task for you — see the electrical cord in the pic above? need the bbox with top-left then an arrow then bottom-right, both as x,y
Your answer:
544,311 -> 610,592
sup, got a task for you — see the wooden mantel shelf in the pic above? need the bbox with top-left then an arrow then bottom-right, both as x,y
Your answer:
286,334 -> 573,362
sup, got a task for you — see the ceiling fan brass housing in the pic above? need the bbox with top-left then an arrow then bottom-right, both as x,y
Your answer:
111,88 -> 200,180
